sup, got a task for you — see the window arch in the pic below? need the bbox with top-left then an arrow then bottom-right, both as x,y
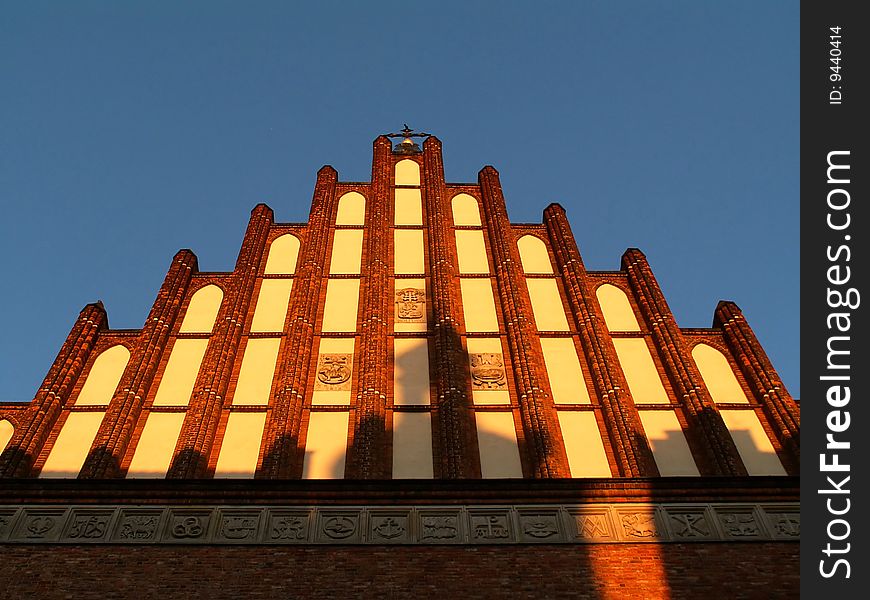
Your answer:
692,343 -> 750,403
596,284 -> 641,331
336,191 -> 366,225
0,419 -> 13,452
264,234 -> 301,275
74,344 -> 130,406
179,284 -> 224,333
451,193 -> 481,226
395,159 -> 420,186
517,235 -> 553,274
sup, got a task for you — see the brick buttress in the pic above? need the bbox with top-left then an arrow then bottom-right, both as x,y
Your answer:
622,248 -> 745,476
260,166 -> 339,478
478,166 -> 570,478
715,300 -> 800,472
543,204 -> 657,477
345,136 -> 393,478
422,136 -> 481,478
0,303 -> 108,478
167,205 -> 274,478
79,250 -> 198,478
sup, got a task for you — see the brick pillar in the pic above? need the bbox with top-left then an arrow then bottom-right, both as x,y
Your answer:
345,136 -> 393,479
543,204 -> 657,477
714,300 -> 800,468
622,248 -> 745,476
478,166 -> 570,478
79,249 -> 198,478
0,303 -> 107,478
421,136 -> 480,478
260,166 -> 338,478
168,204 -> 274,478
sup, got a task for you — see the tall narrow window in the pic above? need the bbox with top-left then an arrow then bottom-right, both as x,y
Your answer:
302,412 -> 349,479
612,338 -> 671,404
151,339 -> 210,406
525,279 -> 570,331
39,412 -> 105,478
596,284 -> 641,331
0,419 -> 14,452
395,159 -> 420,186
231,338 -> 282,405
692,343 -> 750,403
394,188 -> 423,225
179,285 -> 223,333
73,345 -> 130,406
329,230 -> 364,274
392,412 -> 433,478
517,235 -> 553,274
719,410 -> 787,475
336,191 -> 366,226
250,279 -> 294,332
638,411 -> 700,476
451,193 -> 482,226
214,412 -> 268,478
264,234 -> 300,275
475,412 -> 523,478
557,412 -> 611,477
321,279 -> 361,332
126,413 -> 187,478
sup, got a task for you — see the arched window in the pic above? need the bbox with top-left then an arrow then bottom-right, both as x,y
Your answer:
336,192 -> 366,225
451,193 -> 481,226
395,159 -> 420,186
517,235 -> 553,274
0,419 -> 13,452
692,343 -> 750,403
596,284 -> 641,331
264,234 -> 301,275
74,345 -> 130,406
179,285 -> 223,333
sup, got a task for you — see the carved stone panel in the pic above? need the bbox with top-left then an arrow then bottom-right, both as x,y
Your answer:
114,509 -> 164,542
266,510 -> 312,543
314,354 -> 353,391
565,508 -> 616,542
517,509 -> 563,543
62,509 -> 116,542
165,510 -> 213,543
11,509 -> 68,542
469,353 -> 507,390
663,506 -> 717,541
0,509 -> 20,541
468,509 -> 513,543
368,511 -> 412,544
215,510 -> 262,543
395,288 -> 426,323
762,508 -> 801,540
316,510 -> 362,543
417,510 -> 463,544
716,507 -> 766,540
614,507 -> 663,541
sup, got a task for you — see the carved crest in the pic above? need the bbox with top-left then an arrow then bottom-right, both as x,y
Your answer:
469,353 -> 507,390
314,354 -> 353,390
395,288 -> 426,322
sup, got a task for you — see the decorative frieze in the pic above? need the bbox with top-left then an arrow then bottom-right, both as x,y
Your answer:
0,502 -> 798,545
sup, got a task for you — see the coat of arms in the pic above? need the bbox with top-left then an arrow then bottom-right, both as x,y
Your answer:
395,288 -> 425,322
469,353 -> 507,389
315,354 -> 352,390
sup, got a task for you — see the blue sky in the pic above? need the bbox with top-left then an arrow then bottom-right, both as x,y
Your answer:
0,2 -> 799,401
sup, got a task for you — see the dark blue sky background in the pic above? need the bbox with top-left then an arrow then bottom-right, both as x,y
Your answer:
0,2 -> 799,401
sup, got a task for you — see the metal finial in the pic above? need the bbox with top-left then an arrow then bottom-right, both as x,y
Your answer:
384,125 -> 431,154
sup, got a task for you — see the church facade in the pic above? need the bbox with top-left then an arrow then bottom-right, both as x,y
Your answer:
0,132 -> 799,598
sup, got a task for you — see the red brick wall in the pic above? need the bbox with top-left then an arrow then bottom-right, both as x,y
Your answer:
0,542 -> 797,599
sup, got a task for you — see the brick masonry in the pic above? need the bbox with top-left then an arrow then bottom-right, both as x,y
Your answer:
0,543 -> 798,599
